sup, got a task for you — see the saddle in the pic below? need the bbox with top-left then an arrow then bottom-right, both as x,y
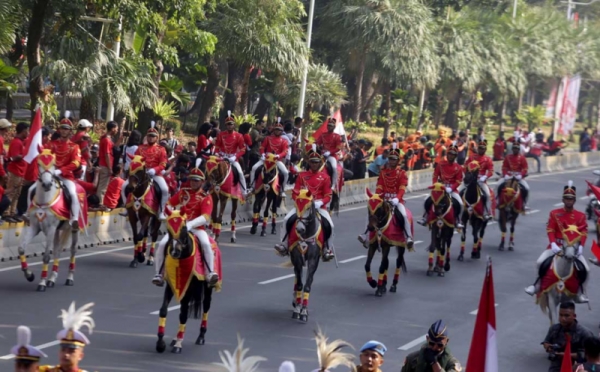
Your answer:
539,254 -> 588,285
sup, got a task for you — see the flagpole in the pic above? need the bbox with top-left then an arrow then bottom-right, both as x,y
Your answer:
296,0 -> 316,119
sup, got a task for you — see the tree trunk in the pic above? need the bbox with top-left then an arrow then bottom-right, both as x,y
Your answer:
239,67 -> 251,115
26,0 -> 51,113
79,96 -> 95,121
443,89 -> 461,130
198,60 -> 220,124
5,97 -> 14,121
361,73 -> 381,122
137,107 -> 154,134
220,62 -> 246,126
353,52 -> 366,122
253,94 -> 271,121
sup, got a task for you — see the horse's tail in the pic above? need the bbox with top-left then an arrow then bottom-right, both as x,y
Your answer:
538,293 -> 548,315
330,193 -> 340,216
60,221 -> 74,249
187,278 -> 205,319
397,246 -> 408,274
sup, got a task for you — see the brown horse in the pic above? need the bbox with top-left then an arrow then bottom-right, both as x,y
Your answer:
497,174 -> 525,251
205,155 -> 244,243
250,153 -> 283,237
124,155 -> 162,268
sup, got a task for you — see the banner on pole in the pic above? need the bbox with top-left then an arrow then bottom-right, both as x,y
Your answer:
558,74 -> 581,135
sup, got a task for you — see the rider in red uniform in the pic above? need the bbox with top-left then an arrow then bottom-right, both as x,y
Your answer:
275,145 -> 335,261
249,120 -> 289,191
498,144 -> 529,208
315,118 -> 343,190
418,145 -> 464,228
459,140 -> 493,220
153,160 -> 218,287
44,119 -> 81,230
524,182 -> 589,303
214,113 -> 247,193
358,143 -> 413,248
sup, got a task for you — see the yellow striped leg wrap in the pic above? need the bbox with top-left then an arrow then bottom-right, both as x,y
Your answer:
178,324 -> 186,332
158,318 -> 166,327
428,252 -> 434,259
202,313 -> 209,321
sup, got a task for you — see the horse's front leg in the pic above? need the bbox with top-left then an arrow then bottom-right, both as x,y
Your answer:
136,216 -> 151,264
156,286 -> 174,353
250,193 -> 261,235
390,246 -> 406,293
129,215 -> 140,268
65,224 -> 78,286
18,219 -> 39,283
37,223 -> 56,292
230,199 -> 237,243
196,285 -> 213,345
261,196 -> 270,237
471,222 -> 481,259
171,297 -> 191,354
499,210 -> 507,251
375,245 -> 391,296
459,215 -> 467,260
46,225 -> 63,288
291,251 -> 303,320
364,242 -> 378,289
300,244 -> 321,322
270,192 -> 277,235
509,214 -> 517,251
147,219 -> 160,266
428,229 -> 437,274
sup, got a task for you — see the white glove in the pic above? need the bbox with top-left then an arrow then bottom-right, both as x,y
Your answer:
504,175 -> 511,180
275,154 -> 280,159
186,216 -> 207,230
54,169 -> 62,176
323,151 -> 331,157
314,200 -> 324,209
230,156 -> 237,163
147,168 -> 156,177
551,242 -> 562,254
261,153 -> 266,161
391,198 -> 399,206
479,175 -> 487,183
578,245 -> 583,257
516,174 -> 522,180
445,187 -> 452,194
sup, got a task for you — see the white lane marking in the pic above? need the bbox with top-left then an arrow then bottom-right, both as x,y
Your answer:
554,203 -> 564,207
339,255 -> 367,264
0,245 -> 134,273
0,340 -> 61,360
398,335 -> 427,351
258,273 -> 296,285
527,210 -> 540,215
580,196 -> 590,200
488,221 -> 497,225
470,303 -> 498,315
414,240 -> 424,244
149,305 -> 181,315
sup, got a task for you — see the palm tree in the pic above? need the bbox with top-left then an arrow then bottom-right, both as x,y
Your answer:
0,0 -> 18,55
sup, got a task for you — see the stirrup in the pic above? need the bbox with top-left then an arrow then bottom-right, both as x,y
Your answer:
575,293 -> 589,304
417,218 -> 427,226
152,275 -> 164,287
274,244 -> 289,257
524,285 -> 536,296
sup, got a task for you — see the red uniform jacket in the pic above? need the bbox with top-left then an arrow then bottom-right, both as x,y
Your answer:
135,144 -> 167,174
71,131 -> 90,164
168,188 -> 213,226
432,160 -> 463,191
0,136 -> 7,177
376,165 -> 408,202
293,170 -> 332,207
502,153 -> 528,177
493,139 -> 506,160
316,132 -> 342,154
45,139 -> 81,180
546,207 -> 587,248
465,154 -> 493,178
260,135 -> 289,160
215,130 -> 246,160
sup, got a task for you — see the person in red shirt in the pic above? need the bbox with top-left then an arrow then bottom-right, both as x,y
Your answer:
498,144 -> 529,208
316,118 -> 343,190
97,121 -> 119,201
492,135 -> 506,161
71,119 -> 93,179
102,164 -> 125,210
0,119 -> 12,182
417,145 -> 464,228
249,121 -> 289,190
275,145 -> 335,261
214,113 -> 247,193
524,182 -> 589,303
44,119 -> 82,229
4,122 -> 29,221
459,140 -> 494,220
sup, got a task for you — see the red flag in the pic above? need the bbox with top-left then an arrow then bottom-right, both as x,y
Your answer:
24,108 -> 42,164
585,180 -> 600,200
560,334 -> 572,372
311,118 -> 330,141
592,240 -> 600,262
466,257 -> 497,372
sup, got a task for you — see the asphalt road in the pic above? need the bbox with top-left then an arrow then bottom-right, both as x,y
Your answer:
0,167 -> 600,372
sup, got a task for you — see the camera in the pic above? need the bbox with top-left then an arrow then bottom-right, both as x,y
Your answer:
547,344 -> 562,361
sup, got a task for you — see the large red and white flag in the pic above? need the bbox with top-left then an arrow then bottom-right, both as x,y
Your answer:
466,257 -> 498,372
311,109 -> 345,140
24,108 -> 43,164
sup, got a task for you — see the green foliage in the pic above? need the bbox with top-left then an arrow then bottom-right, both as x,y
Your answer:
163,118 -> 182,136
283,64 -> 347,111
159,73 -> 191,106
344,119 -> 368,133
152,100 -> 177,121
308,112 -> 324,131
233,114 -> 257,126
516,105 -> 548,132
0,59 -> 18,96
24,97 -> 59,123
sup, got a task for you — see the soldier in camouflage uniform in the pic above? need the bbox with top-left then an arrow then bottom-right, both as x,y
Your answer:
401,319 -> 463,372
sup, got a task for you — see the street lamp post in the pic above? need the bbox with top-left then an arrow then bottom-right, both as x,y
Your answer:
296,0 -> 316,120
106,17 -> 122,122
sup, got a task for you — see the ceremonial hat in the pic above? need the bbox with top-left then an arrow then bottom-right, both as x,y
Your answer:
59,118 -> 73,129
214,335 -> 266,372
428,319 -> 449,342
478,139 -> 488,149
56,302 -> 95,349
388,143 -> 401,160
328,117 -> 337,124
307,144 -> 322,163
90,144 -> 99,153
147,121 -> 158,136
77,119 -> 93,129
563,180 -> 576,199
466,160 -> 480,172
225,110 -> 235,124
273,117 -> 283,131
360,340 -> 387,356
0,118 -> 13,129
447,145 -> 459,155
10,326 -> 47,362
189,159 -> 205,181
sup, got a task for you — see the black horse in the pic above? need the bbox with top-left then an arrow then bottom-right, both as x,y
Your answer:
426,184 -> 455,277
497,172 -> 525,251
250,154 -> 283,236
459,167 -> 489,260
156,211 -> 214,354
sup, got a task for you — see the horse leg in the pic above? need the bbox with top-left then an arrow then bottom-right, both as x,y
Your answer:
436,239 -> 446,277
130,217 -> 140,268
428,230 -> 436,275
270,195 -> 277,235
471,222 -> 480,259
156,286 -> 174,353
147,219 -> 160,266
364,244 -> 378,289
171,300 -> 189,354
509,215 -> 517,251
230,199 -> 237,243
37,235 -> 53,292
251,194 -> 260,235
499,211 -> 506,251
136,217 -> 150,264
459,222 -> 467,261
47,226 -> 63,288
65,226 -> 78,286
390,246 -> 406,293
375,245 -> 390,296
18,220 -> 38,282
444,233 -> 452,272
196,285 -> 213,345
261,198 -> 269,237
300,245 -> 321,323
291,252 -> 303,320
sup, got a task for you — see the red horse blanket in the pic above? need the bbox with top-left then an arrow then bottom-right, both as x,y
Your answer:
368,208 -> 414,247
126,184 -> 159,214
30,183 -> 88,230
538,258 -> 579,299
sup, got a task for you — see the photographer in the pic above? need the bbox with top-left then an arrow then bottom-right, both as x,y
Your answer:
542,302 -> 593,372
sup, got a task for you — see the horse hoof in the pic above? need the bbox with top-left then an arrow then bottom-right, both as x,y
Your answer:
250,226 -> 257,235
299,314 -> 308,323
47,281 -> 55,288
25,272 -> 35,282
195,336 -> 205,345
156,339 -> 166,353
36,285 -> 46,292
368,279 -> 377,289
389,285 -> 397,293
457,253 -> 464,262
292,312 -> 300,320
129,260 -> 138,268
137,253 -> 146,264
260,230 -> 266,237
438,271 -> 445,277
147,259 -> 154,266
444,262 -> 451,272
170,340 -> 177,347
375,288 -> 384,297
65,279 -> 74,286
498,244 -> 505,251
508,244 -> 514,251
271,229 -> 277,235
426,270 -> 433,277
231,237 -> 236,243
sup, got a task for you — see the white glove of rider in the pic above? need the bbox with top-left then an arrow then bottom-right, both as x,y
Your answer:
445,187 -> 453,194
479,175 -> 487,183
516,174 -> 522,180
261,153 -> 266,161
147,168 -> 156,177
391,198 -> 399,206
578,245 -> 583,257
504,175 -> 511,180
229,156 -> 236,163
323,151 -> 331,158
275,154 -> 280,159
54,169 -> 62,176
314,200 -> 324,209
551,242 -> 562,254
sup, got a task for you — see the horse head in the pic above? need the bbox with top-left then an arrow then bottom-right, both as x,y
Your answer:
128,155 -> 148,190
429,182 -> 451,217
205,155 -> 228,190
37,149 -> 57,192
165,208 -> 192,260
500,179 -> 520,210
464,161 -> 480,186
262,153 -> 279,188
293,189 -> 316,237
366,188 -> 391,229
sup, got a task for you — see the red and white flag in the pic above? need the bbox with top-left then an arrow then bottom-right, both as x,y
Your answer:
466,257 -> 498,372
24,108 -> 43,164
560,334 -> 572,372
311,109 -> 345,140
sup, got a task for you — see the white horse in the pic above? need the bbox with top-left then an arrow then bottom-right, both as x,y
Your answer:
538,244 -> 580,325
17,149 -> 79,292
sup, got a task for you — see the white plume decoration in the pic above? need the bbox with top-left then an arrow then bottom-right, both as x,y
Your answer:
16,326 -> 31,347
279,361 -> 295,372
392,142 -> 397,150
214,335 -> 266,372
65,110 -> 71,119
314,328 -> 355,372
196,158 -> 202,168
277,117 -> 281,123
59,302 -> 95,335
227,110 -> 232,118
568,180 -> 573,188
150,121 -> 156,129
312,144 -> 317,152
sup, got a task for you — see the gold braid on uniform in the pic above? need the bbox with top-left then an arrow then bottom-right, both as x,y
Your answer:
213,334 -> 266,372
313,328 -> 355,372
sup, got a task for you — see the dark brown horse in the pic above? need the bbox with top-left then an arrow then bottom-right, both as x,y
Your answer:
124,155 -> 161,268
497,173 -> 525,251
205,155 -> 242,243
250,153 -> 282,236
